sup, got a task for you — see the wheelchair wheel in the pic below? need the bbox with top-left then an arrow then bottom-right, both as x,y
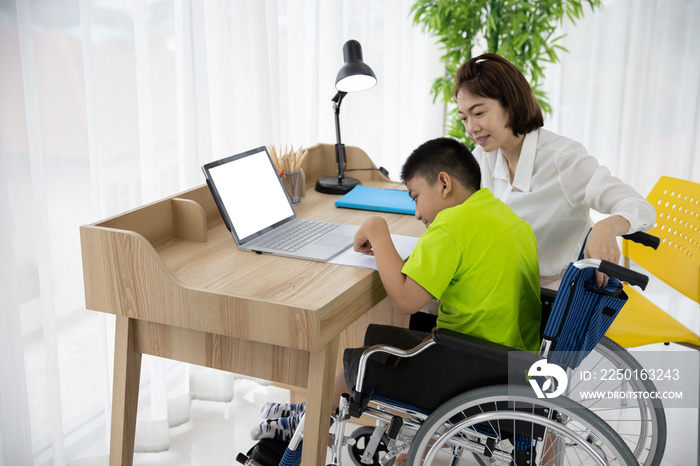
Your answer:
347,426 -> 394,466
406,385 -> 637,465
569,336 -> 667,466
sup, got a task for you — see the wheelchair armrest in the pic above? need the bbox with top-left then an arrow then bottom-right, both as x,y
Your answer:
361,338 -> 435,361
354,338 -> 436,397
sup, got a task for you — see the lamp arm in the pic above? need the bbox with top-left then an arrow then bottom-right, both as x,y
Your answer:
332,91 -> 348,181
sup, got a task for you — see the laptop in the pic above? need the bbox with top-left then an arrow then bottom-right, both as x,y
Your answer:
202,146 -> 358,261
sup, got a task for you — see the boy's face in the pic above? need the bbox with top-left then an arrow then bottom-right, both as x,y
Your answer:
406,175 -> 447,228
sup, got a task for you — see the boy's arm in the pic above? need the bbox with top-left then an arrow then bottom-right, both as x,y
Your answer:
354,216 -> 433,315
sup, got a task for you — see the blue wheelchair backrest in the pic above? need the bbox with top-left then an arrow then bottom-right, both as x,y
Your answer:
542,264 -> 628,371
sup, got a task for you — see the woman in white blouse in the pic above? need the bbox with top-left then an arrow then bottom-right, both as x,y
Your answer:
454,53 -> 655,288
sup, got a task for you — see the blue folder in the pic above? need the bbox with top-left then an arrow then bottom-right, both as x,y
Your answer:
335,185 -> 416,215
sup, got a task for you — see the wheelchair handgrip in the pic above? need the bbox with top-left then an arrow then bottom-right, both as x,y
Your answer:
599,259 -> 649,290
622,231 -> 660,250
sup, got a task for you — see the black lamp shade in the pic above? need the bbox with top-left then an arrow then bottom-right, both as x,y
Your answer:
335,40 -> 377,92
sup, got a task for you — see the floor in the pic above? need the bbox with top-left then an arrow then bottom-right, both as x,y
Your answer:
67,378 -> 363,466
66,370 -> 698,466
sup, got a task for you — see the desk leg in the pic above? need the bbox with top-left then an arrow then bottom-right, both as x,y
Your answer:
302,336 -> 340,465
109,316 -> 142,466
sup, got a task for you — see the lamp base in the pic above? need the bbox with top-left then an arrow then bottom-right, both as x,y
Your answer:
315,176 -> 361,194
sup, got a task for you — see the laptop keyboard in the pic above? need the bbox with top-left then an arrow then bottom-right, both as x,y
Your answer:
256,219 -> 340,252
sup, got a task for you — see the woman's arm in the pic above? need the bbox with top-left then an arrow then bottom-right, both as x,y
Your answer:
555,143 -> 655,286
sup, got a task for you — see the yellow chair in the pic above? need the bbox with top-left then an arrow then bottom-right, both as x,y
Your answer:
606,176 -> 700,349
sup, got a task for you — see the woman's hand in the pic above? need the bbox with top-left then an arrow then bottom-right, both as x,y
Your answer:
583,216 -> 630,287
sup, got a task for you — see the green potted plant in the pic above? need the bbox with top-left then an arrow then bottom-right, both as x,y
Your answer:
411,0 -> 602,142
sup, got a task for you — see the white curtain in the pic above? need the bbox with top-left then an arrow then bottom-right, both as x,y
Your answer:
0,0 -> 443,464
542,0 -> 700,196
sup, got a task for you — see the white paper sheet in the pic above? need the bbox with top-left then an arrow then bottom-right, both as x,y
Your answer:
328,234 -> 420,270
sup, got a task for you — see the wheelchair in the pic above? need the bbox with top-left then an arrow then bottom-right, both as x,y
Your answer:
238,248 -> 651,465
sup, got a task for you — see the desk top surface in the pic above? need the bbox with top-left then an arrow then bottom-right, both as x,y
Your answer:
81,179 -> 424,350
80,145 -> 425,350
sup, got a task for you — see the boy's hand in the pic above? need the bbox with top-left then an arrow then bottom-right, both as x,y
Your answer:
354,216 -> 390,256
353,232 -> 374,256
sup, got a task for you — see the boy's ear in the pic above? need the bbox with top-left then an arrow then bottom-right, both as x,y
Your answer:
437,172 -> 453,198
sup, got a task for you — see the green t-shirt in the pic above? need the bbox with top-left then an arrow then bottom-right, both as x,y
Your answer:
401,188 -> 541,352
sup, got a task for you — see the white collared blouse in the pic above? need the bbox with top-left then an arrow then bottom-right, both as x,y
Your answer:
473,128 -> 656,282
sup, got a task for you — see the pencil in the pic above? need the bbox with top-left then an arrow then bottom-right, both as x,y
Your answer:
269,144 -> 308,174
269,145 -> 281,172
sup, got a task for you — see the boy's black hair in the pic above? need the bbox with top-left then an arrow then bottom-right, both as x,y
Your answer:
401,137 -> 481,191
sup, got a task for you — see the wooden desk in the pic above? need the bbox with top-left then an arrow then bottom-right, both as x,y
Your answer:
80,144 -> 424,465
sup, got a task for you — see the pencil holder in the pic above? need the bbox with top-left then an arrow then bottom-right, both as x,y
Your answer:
282,170 -> 303,205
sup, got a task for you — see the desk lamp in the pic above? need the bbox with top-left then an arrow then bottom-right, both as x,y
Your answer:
315,39 -> 377,194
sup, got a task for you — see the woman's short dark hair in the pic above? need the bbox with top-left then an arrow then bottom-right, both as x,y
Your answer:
453,53 -> 544,136
401,137 -> 481,191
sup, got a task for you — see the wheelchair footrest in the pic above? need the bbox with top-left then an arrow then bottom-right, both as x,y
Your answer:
481,437 -> 495,458
243,438 -> 289,466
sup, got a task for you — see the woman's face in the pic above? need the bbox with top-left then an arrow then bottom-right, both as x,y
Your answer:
457,89 -> 519,154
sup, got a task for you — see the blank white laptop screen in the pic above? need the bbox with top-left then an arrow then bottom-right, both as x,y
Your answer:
207,149 -> 294,240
